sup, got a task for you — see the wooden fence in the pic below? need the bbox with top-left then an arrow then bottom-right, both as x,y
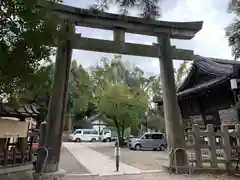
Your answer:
0,129 -> 39,168
185,124 -> 240,170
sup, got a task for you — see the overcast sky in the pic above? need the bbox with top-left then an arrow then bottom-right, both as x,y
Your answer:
62,0 -> 234,76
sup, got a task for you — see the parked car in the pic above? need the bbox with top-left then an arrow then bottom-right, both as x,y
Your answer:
124,135 -> 134,146
100,128 -> 118,142
128,132 -> 167,151
69,129 -> 99,142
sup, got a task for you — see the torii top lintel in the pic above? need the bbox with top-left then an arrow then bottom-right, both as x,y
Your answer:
52,3 -> 203,40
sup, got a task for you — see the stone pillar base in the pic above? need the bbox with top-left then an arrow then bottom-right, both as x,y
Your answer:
162,162 -> 193,174
33,169 -> 67,180
162,148 -> 191,174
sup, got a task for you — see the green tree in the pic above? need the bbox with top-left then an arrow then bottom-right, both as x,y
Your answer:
8,63 -> 54,109
91,0 -> 161,19
90,55 -> 159,134
0,0 -> 61,98
175,61 -> 191,89
151,61 -> 190,132
68,60 -> 96,128
69,60 -> 93,115
226,0 -> 240,59
97,83 -> 148,146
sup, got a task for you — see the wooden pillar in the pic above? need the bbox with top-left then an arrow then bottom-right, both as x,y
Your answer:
206,124 -> 217,168
221,125 -> 233,170
193,124 -> 203,168
113,28 -> 125,42
197,97 -> 206,126
44,20 -> 75,173
156,34 -> 185,150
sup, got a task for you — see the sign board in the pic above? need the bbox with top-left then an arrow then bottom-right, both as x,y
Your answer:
0,119 -> 29,138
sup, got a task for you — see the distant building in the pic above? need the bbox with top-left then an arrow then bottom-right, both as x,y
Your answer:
85,114 -> 107,133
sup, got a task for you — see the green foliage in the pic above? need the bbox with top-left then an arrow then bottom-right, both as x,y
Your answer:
91,0 -> 161,19
226,0 -> 240,59
90,55 -> 160,135
7,63 -> 54,111
226,20 -> 240,59
0,0 -> 61,95
69,60 -> 93,115
232,101 -> 240,110
175,61 -> 191,89
97,83 -> 148,140
148,115 -> 165,132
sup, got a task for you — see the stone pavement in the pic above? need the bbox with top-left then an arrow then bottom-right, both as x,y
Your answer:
59,147 -> 90,174
62,142 -> 152,175
66,171 -> 240,180
90,143 -> 168,171
62,142 -> 240,180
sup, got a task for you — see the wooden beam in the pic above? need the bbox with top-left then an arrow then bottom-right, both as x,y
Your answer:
71,34 -> 194,60
50,3 -> 203,40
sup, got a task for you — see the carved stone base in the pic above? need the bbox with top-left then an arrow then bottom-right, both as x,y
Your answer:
162,148 -> 191,174
32,169 -> 66,180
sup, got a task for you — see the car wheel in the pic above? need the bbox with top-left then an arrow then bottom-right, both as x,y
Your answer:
106,138 -> 111,142
75,138 -> 81,142
90,138 -> 96,142
159,145 -> 166,151
134,144 -> 141,151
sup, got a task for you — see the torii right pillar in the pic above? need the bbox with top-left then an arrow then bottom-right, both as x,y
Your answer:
157,34 -> 184,150
154,22 -> 203,173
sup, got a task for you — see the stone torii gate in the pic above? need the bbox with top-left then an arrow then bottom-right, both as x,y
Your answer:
38,3 -> 203,179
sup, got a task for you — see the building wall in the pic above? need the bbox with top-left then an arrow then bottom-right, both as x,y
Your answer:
179,84 -> 236,126
92,119 -> 106,133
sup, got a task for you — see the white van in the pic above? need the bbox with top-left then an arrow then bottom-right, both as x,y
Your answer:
69,129 -> 99,142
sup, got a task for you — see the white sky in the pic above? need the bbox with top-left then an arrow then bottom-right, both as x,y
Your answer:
62,0 -> 235,76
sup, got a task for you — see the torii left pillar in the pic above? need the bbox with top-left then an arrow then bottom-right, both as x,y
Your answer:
33,20 -> 75,180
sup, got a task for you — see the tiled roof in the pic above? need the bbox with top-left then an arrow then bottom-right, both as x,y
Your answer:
194,55 -> 233,76
154,55 -> 240,102
177,55 -> 240,96
0,103 -> 40,118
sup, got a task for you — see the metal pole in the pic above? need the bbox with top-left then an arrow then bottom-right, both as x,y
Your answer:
115,140 -> 120,171
34,121 -> 48,180
146,117 -> 148,132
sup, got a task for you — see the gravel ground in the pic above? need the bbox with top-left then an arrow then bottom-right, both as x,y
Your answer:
90,145 -> 168,170
59,147 -> 90,174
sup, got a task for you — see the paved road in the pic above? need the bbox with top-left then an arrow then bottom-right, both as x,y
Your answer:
87,142 -> 168,171
66,171 -> 240,180
63,142 -> 143,175
59,146 -> 90,174
61,142 -> 240,180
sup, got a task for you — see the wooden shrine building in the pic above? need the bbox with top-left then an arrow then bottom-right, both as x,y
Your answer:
155,55 -> 240,128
